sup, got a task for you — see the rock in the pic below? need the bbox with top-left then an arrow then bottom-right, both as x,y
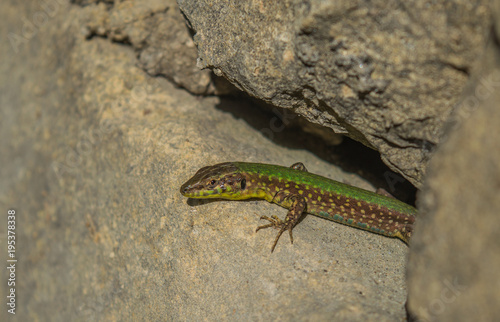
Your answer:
407,16 -> 500,321
79,0 -> 233,95
1,1 -> 411,321
177,0 -> 491,187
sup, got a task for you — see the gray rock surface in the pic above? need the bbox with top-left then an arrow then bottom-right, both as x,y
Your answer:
80,0 -> 233,95
1,1 -> 410,321
407,16 -> 500,321
177,0 -> 491,187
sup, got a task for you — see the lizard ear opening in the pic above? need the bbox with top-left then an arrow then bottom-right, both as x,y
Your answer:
240,179 -> 246,190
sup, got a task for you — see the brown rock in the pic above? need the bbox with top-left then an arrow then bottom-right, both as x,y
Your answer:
1,1 -> 411,320
407,20 -> 500,321
177,0 -> 491,187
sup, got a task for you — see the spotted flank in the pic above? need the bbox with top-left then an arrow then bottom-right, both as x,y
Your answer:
180,162 -> 417,252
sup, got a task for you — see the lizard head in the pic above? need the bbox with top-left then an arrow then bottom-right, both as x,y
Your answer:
180,162 -> 249,200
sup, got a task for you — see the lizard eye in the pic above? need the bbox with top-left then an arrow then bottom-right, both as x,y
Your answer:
210,180 -> 216,185
240,179 -> 246,190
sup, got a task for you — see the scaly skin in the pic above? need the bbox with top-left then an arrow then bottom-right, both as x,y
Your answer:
180,162 -> 417,252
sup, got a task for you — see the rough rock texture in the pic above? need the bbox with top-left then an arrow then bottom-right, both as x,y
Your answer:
407,14 -> 500,321
79,0 -> 234,95
1,1 -> 411,321
177,0 -> 492,187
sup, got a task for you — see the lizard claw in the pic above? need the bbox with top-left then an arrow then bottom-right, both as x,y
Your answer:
256,215 -> 294,252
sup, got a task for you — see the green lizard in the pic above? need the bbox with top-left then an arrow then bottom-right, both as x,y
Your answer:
180,162 -> 417,252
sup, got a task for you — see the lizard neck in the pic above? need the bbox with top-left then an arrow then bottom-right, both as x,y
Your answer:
240,171 -> 279,202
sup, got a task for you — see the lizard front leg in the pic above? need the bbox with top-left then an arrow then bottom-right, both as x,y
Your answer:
256,194 -> 307,252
